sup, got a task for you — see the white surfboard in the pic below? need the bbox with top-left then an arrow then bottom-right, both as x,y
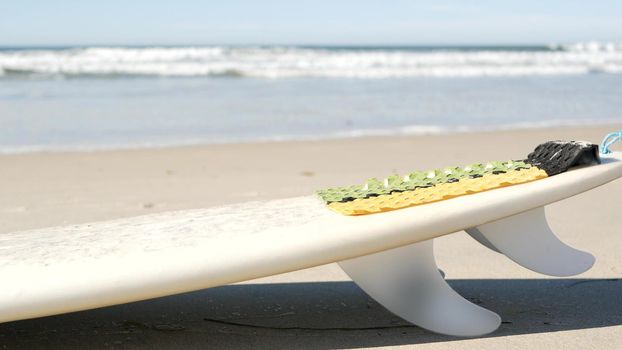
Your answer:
1,153 -> 621,337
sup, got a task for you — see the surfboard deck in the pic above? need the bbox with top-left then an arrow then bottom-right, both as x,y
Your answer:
1,152 -> 622,336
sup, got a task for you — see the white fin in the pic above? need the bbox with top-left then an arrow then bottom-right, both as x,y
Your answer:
466,207 -> 595,277
466,226 -> 501,253
338,240 -> 501,336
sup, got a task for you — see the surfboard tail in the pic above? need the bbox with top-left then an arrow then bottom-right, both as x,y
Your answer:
318,140 -> 601,216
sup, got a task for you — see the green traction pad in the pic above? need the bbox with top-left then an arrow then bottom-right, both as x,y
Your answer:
317,160 -> 532,204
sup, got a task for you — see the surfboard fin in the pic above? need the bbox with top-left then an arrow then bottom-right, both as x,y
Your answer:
466,207 -> 595,277
338,240 -> 501,336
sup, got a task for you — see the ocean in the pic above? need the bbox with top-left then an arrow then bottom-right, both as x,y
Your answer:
1,43 -> 622,153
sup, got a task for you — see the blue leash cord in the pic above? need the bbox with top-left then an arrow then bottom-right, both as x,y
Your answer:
600,130 -> 622,155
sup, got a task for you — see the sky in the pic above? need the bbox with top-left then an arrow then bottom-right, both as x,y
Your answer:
1,0 -> 621,46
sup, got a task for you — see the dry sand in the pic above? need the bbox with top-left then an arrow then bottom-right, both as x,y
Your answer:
1,125 -> 622,349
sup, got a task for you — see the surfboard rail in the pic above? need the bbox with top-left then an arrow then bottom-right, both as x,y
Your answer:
1,152 -> 621,336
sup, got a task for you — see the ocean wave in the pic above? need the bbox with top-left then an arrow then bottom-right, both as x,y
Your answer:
1,43 -> 622,79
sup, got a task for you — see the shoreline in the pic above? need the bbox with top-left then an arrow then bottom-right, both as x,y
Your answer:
2,120 -> 621,156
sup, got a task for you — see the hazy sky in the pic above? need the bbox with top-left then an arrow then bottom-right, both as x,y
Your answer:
2,0 -> 621,46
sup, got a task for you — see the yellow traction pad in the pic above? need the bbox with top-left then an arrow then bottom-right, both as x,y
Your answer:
327,167 -> 548,216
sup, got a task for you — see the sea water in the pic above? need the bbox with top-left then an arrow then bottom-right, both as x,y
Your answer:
1,44 -> 621,153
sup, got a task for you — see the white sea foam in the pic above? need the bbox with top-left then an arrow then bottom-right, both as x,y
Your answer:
2,42 -> 622,79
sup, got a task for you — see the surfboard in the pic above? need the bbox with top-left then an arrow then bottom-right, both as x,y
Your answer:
1,145 -> 621,337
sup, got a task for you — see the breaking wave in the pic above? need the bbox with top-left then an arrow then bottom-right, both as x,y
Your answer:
1,42 -> 622,79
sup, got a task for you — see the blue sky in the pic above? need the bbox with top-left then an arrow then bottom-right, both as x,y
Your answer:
1,0 -> 621,46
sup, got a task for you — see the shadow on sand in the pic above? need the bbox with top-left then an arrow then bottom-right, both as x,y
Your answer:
1,278 -> 621,349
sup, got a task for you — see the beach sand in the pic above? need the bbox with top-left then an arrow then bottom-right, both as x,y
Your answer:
1,125 -> 622,349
